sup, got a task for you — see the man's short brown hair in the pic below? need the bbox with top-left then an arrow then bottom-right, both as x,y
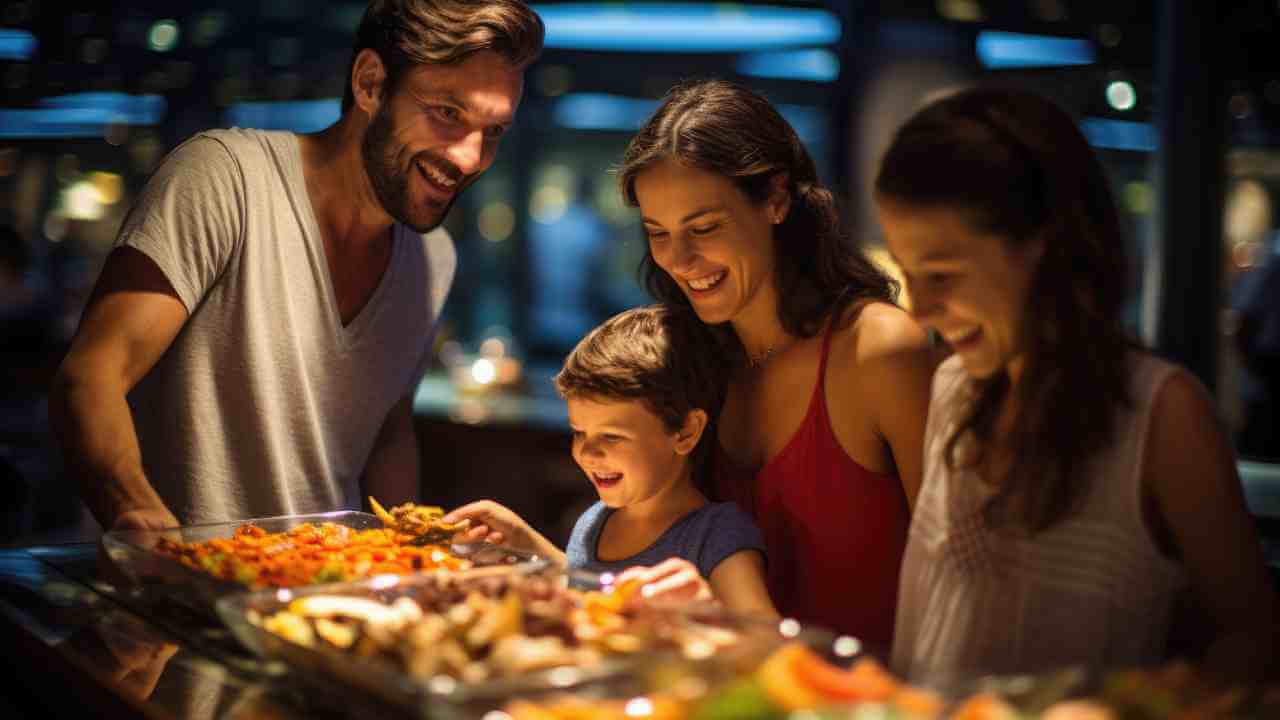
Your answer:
342,0 -> 544,112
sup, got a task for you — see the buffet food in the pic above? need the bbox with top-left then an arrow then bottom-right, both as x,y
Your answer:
502,643 -> 946,720
102,504 -> 546,623
147,499 -> 481,589
499,645 -> 1280,720
248,571 -> 744,684
369,496 -> 473,542
218,568 -> 828,709
101,502 -> 1280,719
152,520 -> 471,589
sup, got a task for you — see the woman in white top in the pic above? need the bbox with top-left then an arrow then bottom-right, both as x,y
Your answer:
874,87 -> 1278,683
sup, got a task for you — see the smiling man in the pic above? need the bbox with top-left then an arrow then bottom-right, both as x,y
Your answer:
49,1 -> 544,530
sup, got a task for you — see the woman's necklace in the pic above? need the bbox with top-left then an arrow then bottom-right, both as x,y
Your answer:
746,344 -> 775,368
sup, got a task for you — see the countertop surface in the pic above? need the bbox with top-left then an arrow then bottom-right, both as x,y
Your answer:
0,544 -> 406,720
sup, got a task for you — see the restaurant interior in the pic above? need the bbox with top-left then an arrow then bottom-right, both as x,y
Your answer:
1,0 -> 1279,717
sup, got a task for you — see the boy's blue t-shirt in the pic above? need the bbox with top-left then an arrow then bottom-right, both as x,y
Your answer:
565,501 -> 766,579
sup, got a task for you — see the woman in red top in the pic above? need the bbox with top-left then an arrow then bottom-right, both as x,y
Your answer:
614,80 -> 936,649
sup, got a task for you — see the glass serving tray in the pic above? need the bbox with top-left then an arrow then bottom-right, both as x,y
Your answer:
101,510 -> 546,619
216,567 -> 836,719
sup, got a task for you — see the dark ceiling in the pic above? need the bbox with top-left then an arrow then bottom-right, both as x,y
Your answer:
0,1 -> 1273,130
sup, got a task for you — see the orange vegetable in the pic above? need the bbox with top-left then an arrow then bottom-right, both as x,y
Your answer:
154,521 -> 472,588
892,685 -> 946,718
950,692 -> 1020,720
756,643 -> 825,710
791,650 -> 899,703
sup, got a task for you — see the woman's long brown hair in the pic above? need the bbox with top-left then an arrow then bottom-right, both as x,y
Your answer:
876,87 -> 1134,532
618,79 -> 896,354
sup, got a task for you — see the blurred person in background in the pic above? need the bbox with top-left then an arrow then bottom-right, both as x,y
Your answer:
612,80 -> 937,649
1213,179 -> 1274,458
48,0 -> 544,531
877,87 -> 1278,682
1233,239 -> 1280,461
1226,180 -> 1280,461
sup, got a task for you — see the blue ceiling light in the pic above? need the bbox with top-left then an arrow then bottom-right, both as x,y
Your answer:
0,118 -> 108,139
225,99 -> 341,133
553,93 -> 659,131
40,93 -> 167,123
0,92 -> 166,139
975,30 -> 1094,69
737,48 -> 839,82
0,29 -> 37,61
533,3 -> 840,53
1079,117 -> 1156,152
553,93 -> 825,146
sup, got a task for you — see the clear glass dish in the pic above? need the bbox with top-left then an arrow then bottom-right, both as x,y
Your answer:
215,567 -> 836,719
101,510 -> 546,618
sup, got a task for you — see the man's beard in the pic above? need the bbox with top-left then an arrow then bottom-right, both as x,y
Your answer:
361,107 -> 464,234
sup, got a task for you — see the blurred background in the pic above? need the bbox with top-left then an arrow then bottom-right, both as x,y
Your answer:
1,1 -> 1278,549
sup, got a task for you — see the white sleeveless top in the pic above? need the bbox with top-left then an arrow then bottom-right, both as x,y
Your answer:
891,352 -> 1189,683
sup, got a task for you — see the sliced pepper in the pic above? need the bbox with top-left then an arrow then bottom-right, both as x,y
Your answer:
755,643 -> 825,711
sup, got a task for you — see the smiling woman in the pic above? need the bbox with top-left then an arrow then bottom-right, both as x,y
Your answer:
875,87 -> 1280,682
614,79 -> 938,647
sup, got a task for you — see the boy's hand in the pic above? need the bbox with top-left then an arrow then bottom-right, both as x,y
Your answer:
617,558 -> 714,604
442,501 -> 565,564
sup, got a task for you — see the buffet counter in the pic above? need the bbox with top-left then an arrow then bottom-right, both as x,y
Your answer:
3,541 -> 1278,720
0,544 -> 395,720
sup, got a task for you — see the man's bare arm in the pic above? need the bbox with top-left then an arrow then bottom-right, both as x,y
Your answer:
360,393 -> 421,509
49,247 -> 188,530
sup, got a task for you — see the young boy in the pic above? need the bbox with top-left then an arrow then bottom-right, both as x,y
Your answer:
442,305 -> 777,619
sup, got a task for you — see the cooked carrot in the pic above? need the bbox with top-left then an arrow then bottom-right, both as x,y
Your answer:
154,521 -> 472,588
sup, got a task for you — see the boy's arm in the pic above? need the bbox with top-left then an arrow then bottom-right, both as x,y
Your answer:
708,550 -> 778,620
443,500 -> 566,565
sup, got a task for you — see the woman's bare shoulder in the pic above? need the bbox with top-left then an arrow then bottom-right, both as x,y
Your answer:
834,301 -> 932,366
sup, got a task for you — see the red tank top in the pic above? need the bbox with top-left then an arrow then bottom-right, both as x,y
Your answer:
714,321 -> 909,650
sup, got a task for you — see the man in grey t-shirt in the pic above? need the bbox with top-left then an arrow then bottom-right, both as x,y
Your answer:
49,1 -> 544,531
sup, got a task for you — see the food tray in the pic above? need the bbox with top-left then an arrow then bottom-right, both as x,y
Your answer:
101,510 -> 546,618
216,568 -> 835,719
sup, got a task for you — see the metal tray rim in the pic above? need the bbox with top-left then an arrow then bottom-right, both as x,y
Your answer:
101,510 -> 548,619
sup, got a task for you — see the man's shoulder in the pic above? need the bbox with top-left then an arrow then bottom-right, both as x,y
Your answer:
152,128 -> 286,183
197,127 -> 283,151
169,128 -> 298,175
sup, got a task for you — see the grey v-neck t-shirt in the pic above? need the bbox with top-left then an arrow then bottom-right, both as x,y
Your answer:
117,129 -> 455,524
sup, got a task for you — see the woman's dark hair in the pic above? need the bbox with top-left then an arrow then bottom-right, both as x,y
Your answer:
342,0 -> 544,113
555,304 -> 727,487
876,87 -> 1133,532
618,79 -> 896,348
